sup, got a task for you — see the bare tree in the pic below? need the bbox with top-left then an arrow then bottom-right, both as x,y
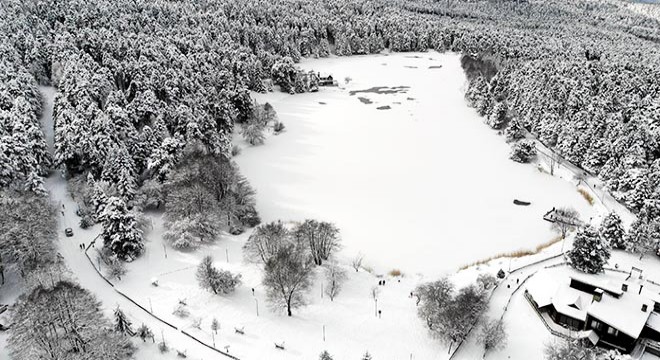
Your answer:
551,207 -> 580,239
263,244 -> 314,316
415,278 -> 454,330
324,263 -> 347,301
137,324 -> 154,343
544,339 -> 598,360
243,221 -> 290,265
9,281 -> 135,360
478,319 -> 507,353
294,220 -> 341,266
196,255 -> 241,295
476,273 -> 497,291
416,279 -> 488,354
549,152 -> 561,176
351,253 -> 364,272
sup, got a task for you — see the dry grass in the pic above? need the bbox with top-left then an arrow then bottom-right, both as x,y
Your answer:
578,187 -> 595,205
388,269 -> 402,277
458,236 -> 563,271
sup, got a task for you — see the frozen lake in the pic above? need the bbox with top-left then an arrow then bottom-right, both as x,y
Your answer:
236,51 -> 598,276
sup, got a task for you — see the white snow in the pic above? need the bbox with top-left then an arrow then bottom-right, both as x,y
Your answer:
236,51 -> 599,277
103,214 -> 446,360
5,54 -> 646,360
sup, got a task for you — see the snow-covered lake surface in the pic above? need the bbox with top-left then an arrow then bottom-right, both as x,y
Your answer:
236,51 -> 599,276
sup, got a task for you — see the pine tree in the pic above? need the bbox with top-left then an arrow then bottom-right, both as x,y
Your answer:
510,140 -> 537,163
487,101 -> 507,130
211,318 -> 219,334
361,351 -> 373,360
599,212 -> 626,249
99,196 -> 144,261
89,175 -> 109,217
102,145 -> 137,199
114,306 -> 133,336
626,219 -> 660,258
568,226 -> 610,274
319,350 -> 334,360
505,119 -> 525,142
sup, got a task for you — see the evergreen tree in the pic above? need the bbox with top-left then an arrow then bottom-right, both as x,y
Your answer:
211,318 -> 220,334
505,119 -> 525,142
567,226 -> 610,274
114,306 -> 133,336
101,145 -> 137,199
487,101 -> 507,130
599,212 -> 626,249
319,350 -> 334,360
626,219 -> 660,258
510,140 -> 537,163
99,196 -> 144,261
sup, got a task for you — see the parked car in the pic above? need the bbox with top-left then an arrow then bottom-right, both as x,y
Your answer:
65,228 -> 74,237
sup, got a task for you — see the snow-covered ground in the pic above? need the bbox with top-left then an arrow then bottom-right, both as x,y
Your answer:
3,53 -> 642,360
95,213 -> 448,360
236,51 -> 600,277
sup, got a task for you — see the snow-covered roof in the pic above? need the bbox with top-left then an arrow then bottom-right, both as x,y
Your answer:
527,268 -> 660,339
552,286 -> 592,321
646,312 -> 660,333
525,269 -> 558,308
588,291 -> 653,339
641,288 -> 660,304
569,272 -> 624,297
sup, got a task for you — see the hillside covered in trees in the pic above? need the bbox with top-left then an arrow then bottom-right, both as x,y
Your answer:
2,0 -> 660,357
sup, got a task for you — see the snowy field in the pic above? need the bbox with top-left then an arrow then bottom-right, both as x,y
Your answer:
0,53 -> 629,360
236,51 -> 599,276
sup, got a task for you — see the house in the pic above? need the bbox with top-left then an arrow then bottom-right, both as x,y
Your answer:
318,73 -> 335,86
525,268 -> 660,353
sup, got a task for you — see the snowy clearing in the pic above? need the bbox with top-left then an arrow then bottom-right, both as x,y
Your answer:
236,51 -> 600,276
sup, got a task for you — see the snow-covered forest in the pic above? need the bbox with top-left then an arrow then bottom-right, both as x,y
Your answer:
2,0 -> 660,359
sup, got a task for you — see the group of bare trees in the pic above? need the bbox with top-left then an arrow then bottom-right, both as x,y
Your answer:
9,280 -> 135,360
243,219 -> 342,316
415,277 -> 498,354
162,145 -> 259,250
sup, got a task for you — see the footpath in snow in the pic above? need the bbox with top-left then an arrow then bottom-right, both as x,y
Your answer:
26,50 -> 639,360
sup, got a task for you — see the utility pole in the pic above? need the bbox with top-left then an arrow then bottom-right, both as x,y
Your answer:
255,298 -> 259,317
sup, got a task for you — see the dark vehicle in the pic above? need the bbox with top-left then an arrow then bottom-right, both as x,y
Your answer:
65,228 -> 74,237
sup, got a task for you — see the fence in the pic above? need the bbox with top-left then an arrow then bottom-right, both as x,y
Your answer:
83,249 -> 238,359
449,253 -> 567,360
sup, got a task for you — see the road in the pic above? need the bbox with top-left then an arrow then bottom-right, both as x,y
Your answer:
40,86 -> 236,360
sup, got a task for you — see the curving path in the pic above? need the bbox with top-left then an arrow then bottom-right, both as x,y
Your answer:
40,86 -> 237,360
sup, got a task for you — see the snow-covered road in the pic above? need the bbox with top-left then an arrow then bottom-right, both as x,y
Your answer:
40,86 -> 239,360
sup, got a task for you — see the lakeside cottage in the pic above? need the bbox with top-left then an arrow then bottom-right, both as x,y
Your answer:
525,268 -> 660,355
